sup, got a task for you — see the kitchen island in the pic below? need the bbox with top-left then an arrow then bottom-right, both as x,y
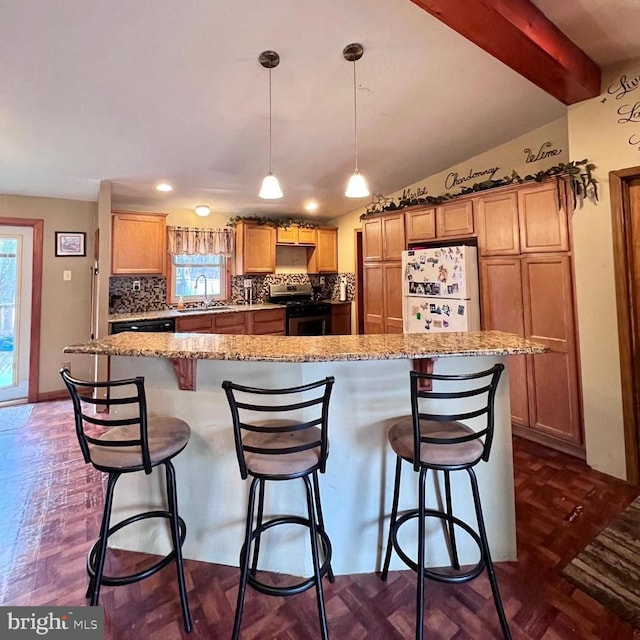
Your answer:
64,331 -> 546,576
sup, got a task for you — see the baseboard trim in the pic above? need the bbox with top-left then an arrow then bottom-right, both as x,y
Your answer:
512,425 -> 586,459
37,390 -> 68,402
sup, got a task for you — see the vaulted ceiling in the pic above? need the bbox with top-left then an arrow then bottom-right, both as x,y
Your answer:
1,0 -> 638,219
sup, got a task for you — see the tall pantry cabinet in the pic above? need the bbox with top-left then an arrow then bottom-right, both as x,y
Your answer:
362,212 -> 405,333
477,180 -> 583,454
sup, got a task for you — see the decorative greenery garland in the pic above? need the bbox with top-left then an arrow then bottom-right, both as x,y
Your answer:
227,215 -> 319,229
360,159 -> 598,219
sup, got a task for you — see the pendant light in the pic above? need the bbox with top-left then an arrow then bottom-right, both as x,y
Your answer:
258,50 -> 283,199
343,43 -> 369,198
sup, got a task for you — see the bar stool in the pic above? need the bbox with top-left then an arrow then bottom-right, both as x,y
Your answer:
222,376 -> 335,640
381,364 -> 510,640
60,369 -> 193,632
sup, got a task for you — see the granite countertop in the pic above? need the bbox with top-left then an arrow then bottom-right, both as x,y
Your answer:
108,303 -> 283,323
64,330 -> 547,363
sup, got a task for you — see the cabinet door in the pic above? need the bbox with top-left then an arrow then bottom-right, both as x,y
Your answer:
382,213 -> 406,261
480,257 -> 529,427
111,212 -> 166,275
405,207 -> 436,244
363,262 -> 384,333
518,182 -> 569,253
276,226 -> 298,244
297,227 -> 317,245
363,218 -> 382,261
476,191 -> 520,256
236,223 -> 275,274
330,303 -> 352,335
383,262 -> 404,333
176,314 -> 214,333
316,228 -> 338,272
214,312 -> 247,334
249,308 -> 286,335
436,200 -> 474,238
522,255 -> 582,444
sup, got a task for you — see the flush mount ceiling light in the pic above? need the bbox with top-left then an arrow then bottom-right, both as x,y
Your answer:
343,43 -> 369,199
258,50 -> 283,200
194,205 -> 211,217
156,183 -> 173,192
304,200 -> 319,212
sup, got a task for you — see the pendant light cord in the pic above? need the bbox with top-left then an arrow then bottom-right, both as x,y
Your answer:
352,59 -> 359,173
268,66 -> 273,174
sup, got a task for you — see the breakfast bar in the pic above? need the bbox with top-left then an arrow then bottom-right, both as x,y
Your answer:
64,331 -> 546,577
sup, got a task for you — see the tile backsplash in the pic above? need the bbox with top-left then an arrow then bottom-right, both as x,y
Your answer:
109,273 -> 355,314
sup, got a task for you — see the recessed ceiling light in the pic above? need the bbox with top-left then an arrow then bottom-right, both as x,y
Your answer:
156,183 -> 173,192
304,200 -> 319,212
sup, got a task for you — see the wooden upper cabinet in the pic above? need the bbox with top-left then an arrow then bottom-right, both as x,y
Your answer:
362,217 -> 383,261
276,225 -> 316,246
436,200 -> 474,238
518,181 -> 569,253
382,213 -> 406,260
234,221 -> 276,275
111,211 -> 167,275
276,226 -> 298,244
476,191 -> 520,256
405,206 -> 436,244
307,227 -> 338,273
363,212 -> 406,261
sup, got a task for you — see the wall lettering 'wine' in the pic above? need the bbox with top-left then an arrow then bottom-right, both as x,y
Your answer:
523,141 -> 562,163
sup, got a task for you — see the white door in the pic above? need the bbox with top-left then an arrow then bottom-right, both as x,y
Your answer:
0,227 -> 33,403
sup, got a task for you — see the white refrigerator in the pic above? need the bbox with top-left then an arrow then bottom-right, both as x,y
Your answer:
402,245 -> 480,333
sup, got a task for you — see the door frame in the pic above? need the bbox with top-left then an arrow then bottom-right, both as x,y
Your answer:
610,166 -> 640,484
0,217 -> 43,403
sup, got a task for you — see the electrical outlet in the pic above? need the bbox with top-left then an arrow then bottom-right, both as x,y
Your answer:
319,276 -> 325,284
132,280 -> 141,292
63,270 -> 71,281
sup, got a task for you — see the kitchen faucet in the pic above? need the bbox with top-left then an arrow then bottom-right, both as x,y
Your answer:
194,274 -> 211,306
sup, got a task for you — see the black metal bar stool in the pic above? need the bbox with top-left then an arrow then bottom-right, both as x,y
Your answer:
222,376 -> 335,640
60,368 -> 193,632
381,364 -> 511,640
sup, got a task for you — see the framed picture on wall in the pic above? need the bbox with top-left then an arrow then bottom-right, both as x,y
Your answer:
55,231 -> 86,257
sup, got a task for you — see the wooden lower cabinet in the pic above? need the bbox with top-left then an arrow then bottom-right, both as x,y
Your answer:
176,308 -> 285,336
330,302 -> 352,335
480,254 -> 583,451
363,261 -> 403,334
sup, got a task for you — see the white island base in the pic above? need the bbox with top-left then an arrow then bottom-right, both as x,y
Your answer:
106,354 -> 515,578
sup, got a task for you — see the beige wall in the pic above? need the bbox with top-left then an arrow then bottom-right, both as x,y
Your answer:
0,195 -> 97,393
333,118 -> 569,271
567,57 -> 640,479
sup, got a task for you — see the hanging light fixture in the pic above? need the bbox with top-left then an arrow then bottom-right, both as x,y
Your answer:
258,50 -> 283,199
343,43 -> 369,198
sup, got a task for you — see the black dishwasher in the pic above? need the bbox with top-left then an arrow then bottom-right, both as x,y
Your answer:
110,318 -> 175,334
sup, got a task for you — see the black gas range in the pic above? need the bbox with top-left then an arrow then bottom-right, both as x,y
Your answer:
268,284 -> 331,336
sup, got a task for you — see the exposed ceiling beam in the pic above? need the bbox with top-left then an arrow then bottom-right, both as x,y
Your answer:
410,0 -> 601,105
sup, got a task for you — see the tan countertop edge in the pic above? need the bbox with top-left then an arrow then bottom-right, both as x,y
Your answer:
64,330 -> 546,391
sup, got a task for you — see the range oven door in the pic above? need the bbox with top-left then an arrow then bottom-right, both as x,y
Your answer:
288,314 -> 330,336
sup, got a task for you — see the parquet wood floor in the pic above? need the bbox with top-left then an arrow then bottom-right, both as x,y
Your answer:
1,399 -> 639,639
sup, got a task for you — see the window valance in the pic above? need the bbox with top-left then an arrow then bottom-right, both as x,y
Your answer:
167,226 -> 233,257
